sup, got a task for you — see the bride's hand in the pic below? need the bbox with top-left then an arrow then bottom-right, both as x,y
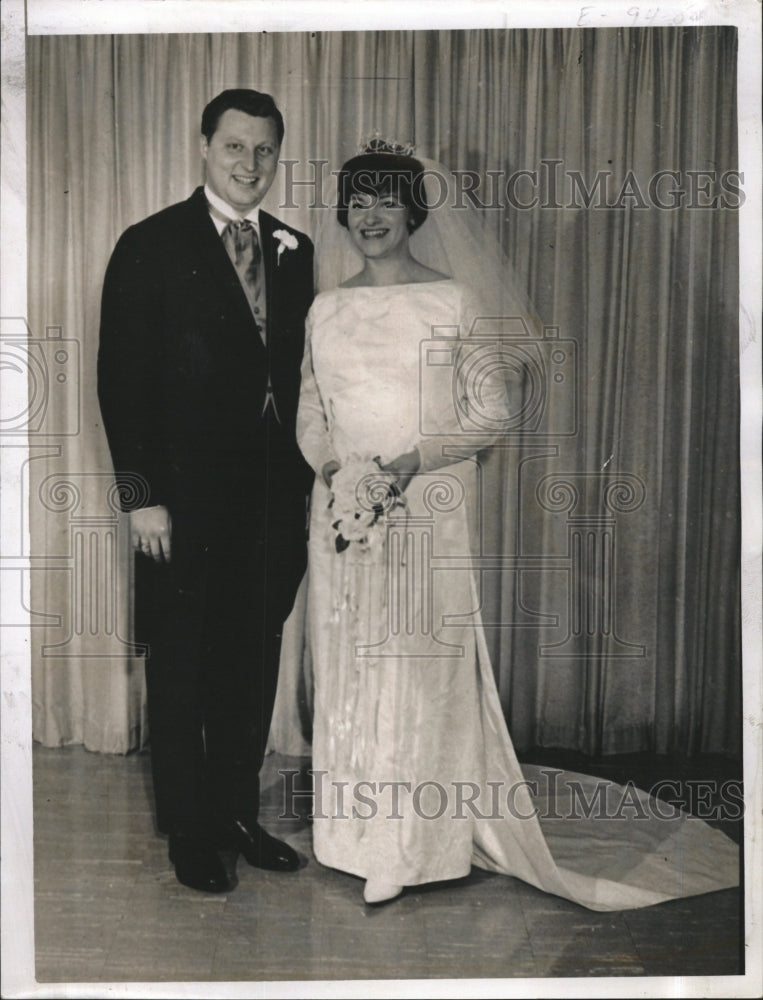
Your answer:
322,459 -> 341,488
379,449 -> 420,494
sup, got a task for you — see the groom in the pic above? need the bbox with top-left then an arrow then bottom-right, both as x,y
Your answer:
98,89 -> 314,893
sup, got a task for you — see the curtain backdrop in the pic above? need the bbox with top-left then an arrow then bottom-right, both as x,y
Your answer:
27,27 -> 741,758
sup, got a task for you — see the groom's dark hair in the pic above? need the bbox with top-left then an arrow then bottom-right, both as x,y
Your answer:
201,89 -> 285,144
337,152 -> 429,233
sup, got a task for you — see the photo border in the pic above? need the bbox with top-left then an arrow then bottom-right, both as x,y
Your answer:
2,2 -> 760,997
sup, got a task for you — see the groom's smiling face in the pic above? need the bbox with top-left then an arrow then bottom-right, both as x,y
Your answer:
201,109 -> 280,215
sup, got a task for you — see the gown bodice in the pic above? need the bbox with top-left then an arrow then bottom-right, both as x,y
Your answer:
306,280 -> 471,465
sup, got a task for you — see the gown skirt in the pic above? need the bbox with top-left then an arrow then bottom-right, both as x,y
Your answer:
297,280 -> 739,910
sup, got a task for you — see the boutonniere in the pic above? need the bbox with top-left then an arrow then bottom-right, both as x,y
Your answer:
273,229 -> 299,264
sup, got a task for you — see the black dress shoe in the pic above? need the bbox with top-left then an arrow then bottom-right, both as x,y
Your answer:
221,819 -> 300,872
168,834 -> 234,893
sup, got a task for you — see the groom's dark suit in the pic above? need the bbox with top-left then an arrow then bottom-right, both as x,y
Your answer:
98,186 -> 314,841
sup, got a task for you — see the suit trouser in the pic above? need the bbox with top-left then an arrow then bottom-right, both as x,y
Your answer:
137,472 -> 307,839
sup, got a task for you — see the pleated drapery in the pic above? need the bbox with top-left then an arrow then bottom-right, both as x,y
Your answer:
27,28 -> 741,757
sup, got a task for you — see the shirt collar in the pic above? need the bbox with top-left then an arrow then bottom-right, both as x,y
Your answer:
204,184 -> 261,234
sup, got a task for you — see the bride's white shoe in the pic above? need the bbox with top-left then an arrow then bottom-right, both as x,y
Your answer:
363,879 -> 403,905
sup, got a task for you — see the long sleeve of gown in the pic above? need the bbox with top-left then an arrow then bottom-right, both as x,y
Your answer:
414,284 -> 523,473
297,309 -> 339,476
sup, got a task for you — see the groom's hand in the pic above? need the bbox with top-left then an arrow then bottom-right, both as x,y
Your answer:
130,505 -> 172,563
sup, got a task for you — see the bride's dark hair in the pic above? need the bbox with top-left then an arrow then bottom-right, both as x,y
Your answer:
336,152 -> 429,233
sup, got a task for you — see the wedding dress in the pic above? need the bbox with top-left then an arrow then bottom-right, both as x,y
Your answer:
296,277 -> 740,909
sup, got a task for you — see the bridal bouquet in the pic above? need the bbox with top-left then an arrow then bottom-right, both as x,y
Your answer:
329,456 -> 406,555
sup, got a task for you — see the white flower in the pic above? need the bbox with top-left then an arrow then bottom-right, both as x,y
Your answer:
329,456 -> 406,554
273,228 -> 299,264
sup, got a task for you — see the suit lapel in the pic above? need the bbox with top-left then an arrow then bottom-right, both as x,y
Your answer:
259,211 -> 281,337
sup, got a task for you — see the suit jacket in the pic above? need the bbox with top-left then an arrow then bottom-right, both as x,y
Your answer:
98,186 -> 315,523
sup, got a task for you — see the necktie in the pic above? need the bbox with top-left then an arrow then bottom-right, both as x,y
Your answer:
213,209 -> 278,419
221,219 -> 266,345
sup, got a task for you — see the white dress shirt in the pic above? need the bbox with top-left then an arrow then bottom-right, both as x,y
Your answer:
204,183 -> 262,242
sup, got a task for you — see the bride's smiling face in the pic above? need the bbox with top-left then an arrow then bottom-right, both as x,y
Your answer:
347,190 -> 411,260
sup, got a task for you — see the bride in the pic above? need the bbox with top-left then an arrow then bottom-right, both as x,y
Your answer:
296,146 -> 739,908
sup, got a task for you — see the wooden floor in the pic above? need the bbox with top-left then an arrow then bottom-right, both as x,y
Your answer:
33,743 -> 743,986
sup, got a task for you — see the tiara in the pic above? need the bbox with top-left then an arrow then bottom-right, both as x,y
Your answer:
358,130 -> 417,157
